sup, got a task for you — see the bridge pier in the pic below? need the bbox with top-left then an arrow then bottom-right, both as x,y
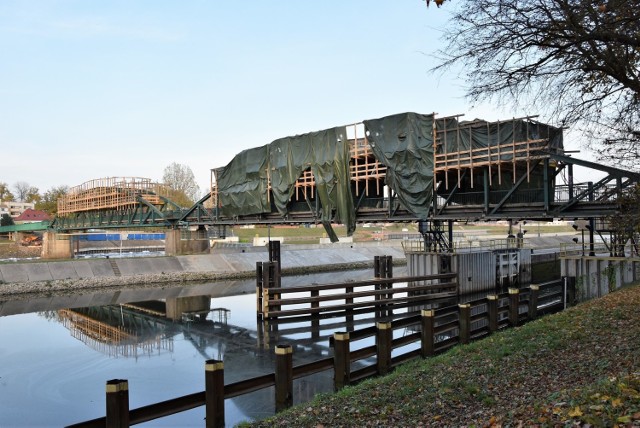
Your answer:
166,296 -> 211,322
165,228 -> 210,256
41,231 -> 73,260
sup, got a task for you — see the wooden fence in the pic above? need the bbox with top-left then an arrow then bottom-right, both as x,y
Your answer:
68,279 -> 567,428
256,255 -> 457,321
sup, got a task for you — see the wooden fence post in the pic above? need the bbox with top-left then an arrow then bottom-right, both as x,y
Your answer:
376,322 -> 392,375
374,256 -> 382,318
458,304 -> 471,344
385,256 -> 393,317
383,256 -> 393,278
205,360 -> 225,428
509,288 -> 520,327
420,309 -> 435,357
487,295 -> 498,333
528,285 -> 539,320
105,379 -> 129,428
275,344 -> 293,412
333,332 -> 350,390
345,286 -> 354,325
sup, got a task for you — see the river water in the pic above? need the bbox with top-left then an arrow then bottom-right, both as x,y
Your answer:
0,268 -> 409,427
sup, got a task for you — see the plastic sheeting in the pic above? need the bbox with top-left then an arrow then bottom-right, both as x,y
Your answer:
441,119 -> 563,153
215,127 -> 354,242
364,112 -> 435,220
214,145 -> 270,218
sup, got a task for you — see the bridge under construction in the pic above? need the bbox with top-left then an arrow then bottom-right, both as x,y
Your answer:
47,111 -> 639,251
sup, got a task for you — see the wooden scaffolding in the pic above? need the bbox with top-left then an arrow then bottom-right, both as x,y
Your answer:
58,177 -> 168,215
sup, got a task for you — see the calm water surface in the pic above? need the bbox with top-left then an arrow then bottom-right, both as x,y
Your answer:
0,269 -> 401,427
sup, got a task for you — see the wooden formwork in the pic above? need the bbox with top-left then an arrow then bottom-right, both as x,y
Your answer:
58,177 -> 167,215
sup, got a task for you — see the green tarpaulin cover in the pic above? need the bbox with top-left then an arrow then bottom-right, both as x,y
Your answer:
214,112 -> 563,237
215,127 -> 354,242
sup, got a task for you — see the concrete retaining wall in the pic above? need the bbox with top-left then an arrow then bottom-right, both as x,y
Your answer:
561,256 -> 640,301
0,243 -> 406,285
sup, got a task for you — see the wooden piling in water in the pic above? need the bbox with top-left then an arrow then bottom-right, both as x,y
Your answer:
275,345 -> 293,412
205,360 -> 224,428
333,332 -> 350,390
256,262 -> 263,320
106,379 -> 129,428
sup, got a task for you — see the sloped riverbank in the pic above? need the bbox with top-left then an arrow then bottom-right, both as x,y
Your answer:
0,243 -> 406,297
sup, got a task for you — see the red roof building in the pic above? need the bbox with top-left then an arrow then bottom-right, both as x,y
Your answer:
14,208 -> 52,223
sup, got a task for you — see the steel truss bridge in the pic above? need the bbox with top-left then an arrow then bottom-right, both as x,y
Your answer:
48,114 -> 640,252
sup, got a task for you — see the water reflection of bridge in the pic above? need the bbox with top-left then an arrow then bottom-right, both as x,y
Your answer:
57,307 -> 175,359
52,295 -> 333,365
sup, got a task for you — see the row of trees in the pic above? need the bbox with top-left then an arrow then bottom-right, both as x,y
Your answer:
1,163 -> 203,215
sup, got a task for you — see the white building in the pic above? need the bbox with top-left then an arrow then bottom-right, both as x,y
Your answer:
0,201 -> 35,218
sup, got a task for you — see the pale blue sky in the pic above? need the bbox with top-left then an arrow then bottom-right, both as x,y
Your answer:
0,1 -> 586,195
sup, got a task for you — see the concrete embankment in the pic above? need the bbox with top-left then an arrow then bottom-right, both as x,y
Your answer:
0,242 -> 407,296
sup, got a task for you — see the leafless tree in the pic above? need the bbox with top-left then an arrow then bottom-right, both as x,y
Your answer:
433,0 -> 640,169
162,163 -> 201,207
13,181 -> 33,202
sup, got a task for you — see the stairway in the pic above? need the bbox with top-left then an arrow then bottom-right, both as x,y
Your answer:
108,259 -> 122,276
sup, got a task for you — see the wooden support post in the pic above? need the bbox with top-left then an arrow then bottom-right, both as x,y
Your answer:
385,256 -> 393,317
384,255 -> 393,278
275,345 -> 293,412
487,295 -> 498,333
458,304 -> 471,344
263,261 -> 280,317
268,240 -> 281,274
528,285 -> 539,320
256,262 -> 263,320
374,256 -> 382,318
205,360 -> 225,428
376,322 -> 392,375
333,332 -> 350,390
311,290 -> 320,339
420,310 -> 435,357
105,379 -> 129,428
346,286 -> 354,325
261,262 -> 271,319
509,288 -> 520,327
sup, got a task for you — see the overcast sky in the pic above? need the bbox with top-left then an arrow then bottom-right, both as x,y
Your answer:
0,1 -> 595,195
